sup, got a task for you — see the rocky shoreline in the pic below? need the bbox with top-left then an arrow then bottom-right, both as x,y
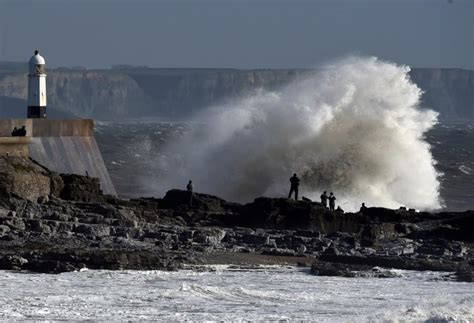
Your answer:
0,156 -> 472,282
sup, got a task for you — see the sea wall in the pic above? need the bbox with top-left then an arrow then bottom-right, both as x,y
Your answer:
0,119 -> 116,195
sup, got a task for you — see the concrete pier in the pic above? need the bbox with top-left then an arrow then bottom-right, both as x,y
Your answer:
0,137 -> 32,157
0,119 -> 116,195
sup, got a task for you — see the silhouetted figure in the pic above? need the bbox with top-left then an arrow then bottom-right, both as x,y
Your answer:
336,205 -> 344,213
288,173 -> 300,200
17,126 -> 26,137
328,192 -> 336,211
187,180 -> 194,206
359,202 -> 367,213
320,191 -> 328,208
11,127 -> 18,136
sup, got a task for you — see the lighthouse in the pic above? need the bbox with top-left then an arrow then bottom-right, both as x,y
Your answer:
27,50 -> 47,118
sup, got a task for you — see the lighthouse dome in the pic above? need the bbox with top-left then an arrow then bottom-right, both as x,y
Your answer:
29,50 -> 46,75
29,50 -> 45,65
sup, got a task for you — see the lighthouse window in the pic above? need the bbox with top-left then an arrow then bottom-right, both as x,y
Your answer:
35,64 -> 45,74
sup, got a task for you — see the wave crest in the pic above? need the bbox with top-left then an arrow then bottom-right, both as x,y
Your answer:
160,57 -> 442,211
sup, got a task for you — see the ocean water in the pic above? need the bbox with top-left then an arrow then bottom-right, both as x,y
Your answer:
95,121 -> 474,211
0,267 -> 472,321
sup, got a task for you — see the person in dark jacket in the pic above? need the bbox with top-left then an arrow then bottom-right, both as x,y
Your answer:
186,180 -> 194,206
320,191 -> 328,208
17,126 -> 26,136
288,173 -> 300,200
328,192 -> 336,211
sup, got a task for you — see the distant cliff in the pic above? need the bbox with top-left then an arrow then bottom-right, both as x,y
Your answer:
0,64 -> 472,121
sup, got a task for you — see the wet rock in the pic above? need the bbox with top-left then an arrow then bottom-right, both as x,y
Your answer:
0,225 -> 10,236
243,234 -> 270,246
29,219 -> 51,234
162,189 -> 225,212
193,228 -> 226,246
37,195 -> 49,204
60,174 -> 104,203
24,259 -> 79,274
296,245 -> 307,253
240,197 -> 325,230
310,261 -> 362,277
454,267 -> 473,282
322,244 -> 341,256
4,218 -> 26,231
74,224 -> 110,237
0,255 -> 28,270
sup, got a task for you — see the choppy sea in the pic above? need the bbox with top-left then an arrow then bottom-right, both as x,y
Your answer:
0,266 -> 472,321
95,122 -> 474,211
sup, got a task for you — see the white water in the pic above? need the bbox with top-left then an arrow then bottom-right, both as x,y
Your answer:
0,267 -> 472,321
159,57 -> 442,211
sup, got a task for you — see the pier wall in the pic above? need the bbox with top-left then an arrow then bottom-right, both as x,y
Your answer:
0,119 -> 116,195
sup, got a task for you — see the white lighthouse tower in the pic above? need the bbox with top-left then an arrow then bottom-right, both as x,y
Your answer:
27,50 -> 47,118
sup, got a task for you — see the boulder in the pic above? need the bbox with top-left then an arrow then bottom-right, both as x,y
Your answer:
0,255 -> 28,270
240,197 -> 325,230
193,228 -> 226,246
60,174 -> 104,202
74,224 -> 110,237
243,234 -> 270,246
0,225 -> 11,236
162,189 -> 225,212
454,267 -> 473,282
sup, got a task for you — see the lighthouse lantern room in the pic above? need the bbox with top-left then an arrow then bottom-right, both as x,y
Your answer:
27,50 -> 47,118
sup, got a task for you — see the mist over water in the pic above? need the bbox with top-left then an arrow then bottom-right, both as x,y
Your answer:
158,57 -> 442,211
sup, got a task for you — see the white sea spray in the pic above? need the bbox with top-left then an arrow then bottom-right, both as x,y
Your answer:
156,57 -> 442,211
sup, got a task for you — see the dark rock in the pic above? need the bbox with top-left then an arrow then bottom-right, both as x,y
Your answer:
4,218 -> 26,231
319,254 -> 461,272
28,219 -> 52,234
24,258 -> 79,274
193,228 -> 226,246
74,224 -> 110,237
243,234 -> 270,246
0,225 -> 10,236
0,255 -> 28,269
454,267 -> 473,282
162,189 -> 225,212
60,174 -> 104,203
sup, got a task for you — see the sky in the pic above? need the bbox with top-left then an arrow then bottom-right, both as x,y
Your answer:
0,0 -> 472,69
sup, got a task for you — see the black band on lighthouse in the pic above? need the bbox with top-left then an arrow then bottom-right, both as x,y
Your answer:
27,106 -> 47,118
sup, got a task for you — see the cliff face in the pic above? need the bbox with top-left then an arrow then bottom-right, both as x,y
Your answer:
0,66 -> 472,121
410,68 -> 474,120
0,69 -> 154,119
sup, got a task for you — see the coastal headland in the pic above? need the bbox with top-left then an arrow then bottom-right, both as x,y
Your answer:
0,156 -> 472,282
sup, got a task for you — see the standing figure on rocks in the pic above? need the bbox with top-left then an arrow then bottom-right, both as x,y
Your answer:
320,191 -> 328,208
328,192 -> 336,211
288,173 -> 300,200
187,180 -> 194,206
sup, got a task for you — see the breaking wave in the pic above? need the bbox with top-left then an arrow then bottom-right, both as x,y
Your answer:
160,57 -> 442,211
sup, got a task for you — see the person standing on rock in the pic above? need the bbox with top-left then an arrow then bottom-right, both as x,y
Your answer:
288,173 -> 300,200
187,180 -> 194,206
328,192 -> 336,211
320,191 -> 328,208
